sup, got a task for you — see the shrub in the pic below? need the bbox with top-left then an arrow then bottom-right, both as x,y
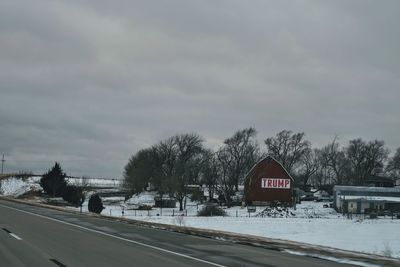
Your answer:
137,204 -> 152,210
62,185 -> 85,207
190,189 -> 205,203
88,194 -> 104,214
197,205 -> 226,216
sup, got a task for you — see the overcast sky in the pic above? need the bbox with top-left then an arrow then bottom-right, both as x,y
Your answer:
1,0 -> 399,178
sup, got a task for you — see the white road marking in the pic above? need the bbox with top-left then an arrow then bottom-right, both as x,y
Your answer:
0,204 -> 226,267
9,233 -> 22,240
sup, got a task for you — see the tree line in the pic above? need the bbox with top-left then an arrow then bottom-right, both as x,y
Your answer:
123,128 -> 400,210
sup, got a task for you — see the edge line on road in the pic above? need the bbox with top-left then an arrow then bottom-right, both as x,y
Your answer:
0,203 -> 226,267
9,233 -> 22,240
2,227 -> 22,240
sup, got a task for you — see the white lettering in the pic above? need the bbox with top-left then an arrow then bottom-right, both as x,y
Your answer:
261,178 -> 290,189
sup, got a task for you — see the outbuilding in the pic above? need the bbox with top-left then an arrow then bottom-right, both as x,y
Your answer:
244,156 -> 294,206
333,186 -> 400,214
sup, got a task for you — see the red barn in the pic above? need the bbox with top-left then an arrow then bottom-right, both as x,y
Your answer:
244,156 -> 294,206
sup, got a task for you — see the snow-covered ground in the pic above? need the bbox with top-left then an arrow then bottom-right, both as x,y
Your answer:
2,178 -> 400,258
95,192 -> 400,258
0,177 -> 41,197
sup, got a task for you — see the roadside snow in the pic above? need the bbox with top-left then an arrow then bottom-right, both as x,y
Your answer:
0,177 -> 41,197
125,213 -> 400,258
284,250 -> 381,267
95,194 -> 400,258
2,179 -> 399,259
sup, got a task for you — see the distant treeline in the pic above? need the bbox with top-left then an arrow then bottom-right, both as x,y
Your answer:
122,128 -> 400,209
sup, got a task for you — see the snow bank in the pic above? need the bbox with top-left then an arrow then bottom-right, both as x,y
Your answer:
0,177 -> 41,197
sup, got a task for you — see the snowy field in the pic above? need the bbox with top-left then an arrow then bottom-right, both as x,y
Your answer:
97,196 -> 400,258
2,178 -> 400,258
73,192 -> 400,258
141,215 -> 400,258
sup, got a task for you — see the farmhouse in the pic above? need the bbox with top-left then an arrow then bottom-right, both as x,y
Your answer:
244,156 -> 294,206
333,185 -> 400,214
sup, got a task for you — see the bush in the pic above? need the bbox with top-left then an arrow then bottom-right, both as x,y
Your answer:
197,205 -> 226,216
137,204 -> 152,210
190,189 -> 205,203
88,194 -> 104,214
370,212 -> 378,219
62,185 -> 85,207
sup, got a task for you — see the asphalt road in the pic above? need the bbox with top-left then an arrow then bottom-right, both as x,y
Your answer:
0,199 -> 357,267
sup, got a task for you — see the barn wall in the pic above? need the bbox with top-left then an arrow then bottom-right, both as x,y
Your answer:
245,157 -> 294,206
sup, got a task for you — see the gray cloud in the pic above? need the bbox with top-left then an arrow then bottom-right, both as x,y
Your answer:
1,0 -> 399,177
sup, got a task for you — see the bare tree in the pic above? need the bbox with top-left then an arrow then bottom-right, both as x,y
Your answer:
173,134 -> 204,210
297,148 -> 320,188
264,130 -> 310,175
123,147 -> 159,196
346,139 -> 389,185
387,148 -> 400,178
124,134 -> 205,211
215,147 -> 236,207
200,150 -> 219,201
160,133 -> 205,211
154,138 -> 177,194
80,175 -> 91,188
320,137 -> 351,185
223,127 -> 260,191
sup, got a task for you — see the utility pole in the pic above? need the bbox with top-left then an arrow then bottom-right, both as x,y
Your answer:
1,154 -> 5,174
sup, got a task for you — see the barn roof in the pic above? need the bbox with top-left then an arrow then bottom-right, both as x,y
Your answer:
245,155 -> 294,181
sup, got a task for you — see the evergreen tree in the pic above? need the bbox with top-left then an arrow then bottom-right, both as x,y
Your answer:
40,162 -> 67,197
62,185 -> 85,207
88,194 -> 104,214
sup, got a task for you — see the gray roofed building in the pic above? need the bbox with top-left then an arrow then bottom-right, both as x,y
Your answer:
333,186 -> 400,214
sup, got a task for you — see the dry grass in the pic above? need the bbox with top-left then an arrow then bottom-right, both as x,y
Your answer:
0,173 -> 16,180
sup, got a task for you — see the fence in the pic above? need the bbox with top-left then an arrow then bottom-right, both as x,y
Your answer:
103,205 -> 262,218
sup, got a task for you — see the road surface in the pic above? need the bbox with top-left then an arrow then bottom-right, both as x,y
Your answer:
0,199 -> 357,267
